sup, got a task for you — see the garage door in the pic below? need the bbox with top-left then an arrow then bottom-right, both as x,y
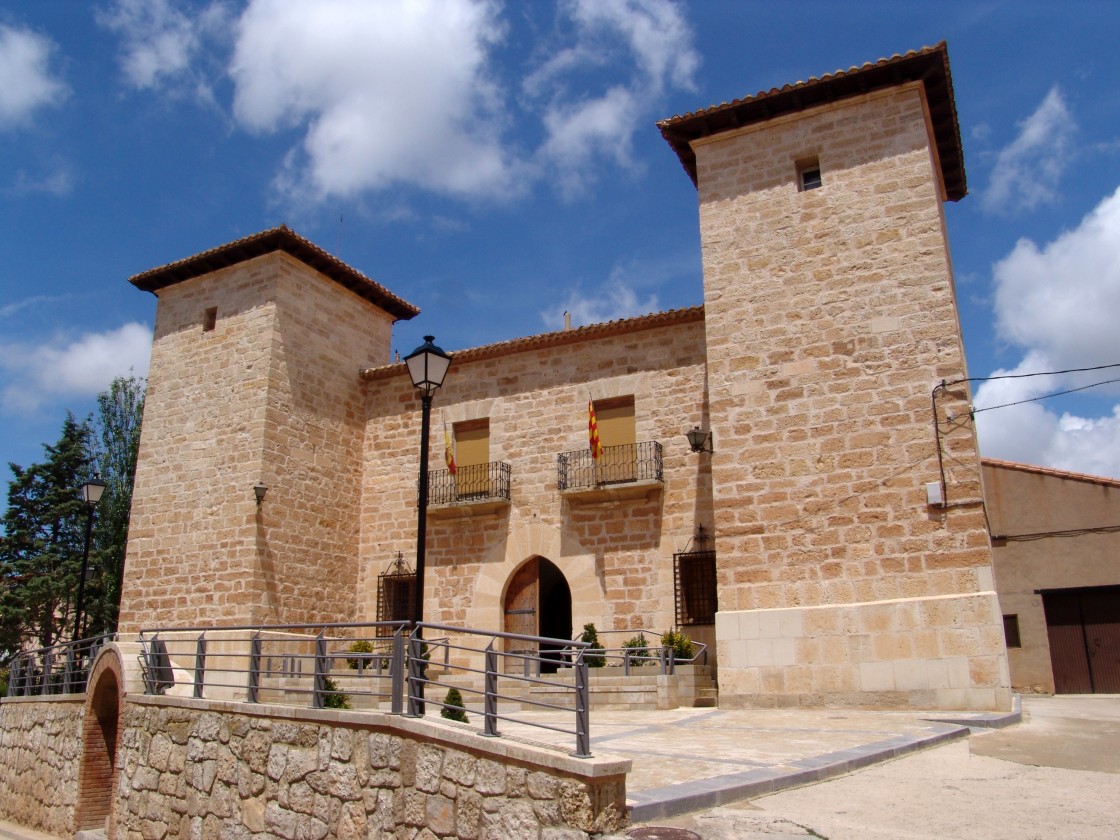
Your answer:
1042,586 -> 1120,694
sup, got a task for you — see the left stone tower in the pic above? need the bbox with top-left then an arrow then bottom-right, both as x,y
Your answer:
118,227 -> 418,633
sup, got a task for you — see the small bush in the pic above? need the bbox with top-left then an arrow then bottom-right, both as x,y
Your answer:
661,629 -> 694,662
346,639 -> 374,669
441,687 -> 469,723
580,623 -> 606,668
622,632 -> 654,663
321,675 -> 350,709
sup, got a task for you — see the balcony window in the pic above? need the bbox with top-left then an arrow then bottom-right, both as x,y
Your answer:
557,440 -> 663,492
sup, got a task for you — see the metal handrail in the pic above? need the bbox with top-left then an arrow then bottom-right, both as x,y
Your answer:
5,634 -> 115,697
565,628 -> 708,674
557,440 -> 663,490
427,461 -> 511,506
134,620 -> 595,758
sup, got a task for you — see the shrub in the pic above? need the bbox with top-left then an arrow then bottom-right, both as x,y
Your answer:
622,632 -> 655,663
346,639 -> 374,669
321,675 -> 350,709
580,623 -> 606,668
661,629 -> 694,662
441,687 -> 469,723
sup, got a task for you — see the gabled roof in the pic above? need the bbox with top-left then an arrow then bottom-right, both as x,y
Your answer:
658,42 -> 966,201
981,458 -> 1120,490
361,305 -> 705,381
129,225 -> 420,322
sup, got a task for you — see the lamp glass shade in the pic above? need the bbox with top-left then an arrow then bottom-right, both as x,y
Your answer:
686,426 -> 709,453
404,335 -> 451,395
254,484 -> 268,504
81,478 -> 106,506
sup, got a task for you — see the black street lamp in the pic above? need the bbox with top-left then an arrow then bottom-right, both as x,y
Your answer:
403,335 -> 451,713
72,476 -> 106,644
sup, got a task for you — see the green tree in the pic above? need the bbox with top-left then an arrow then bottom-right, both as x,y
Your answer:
85,375 -> 145,636
0,415 -> 95,656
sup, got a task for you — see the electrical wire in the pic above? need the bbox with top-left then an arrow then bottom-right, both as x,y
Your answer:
945,361 -> 1120,387
971,376 -> 1120,415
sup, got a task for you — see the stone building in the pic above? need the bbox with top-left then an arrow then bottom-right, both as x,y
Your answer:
117,42 -> 1011,712
983,458 -> 1120,695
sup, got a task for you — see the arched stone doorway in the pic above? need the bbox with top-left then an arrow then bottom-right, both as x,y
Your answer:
76,648 -> 124,833
503,556 -> 572,672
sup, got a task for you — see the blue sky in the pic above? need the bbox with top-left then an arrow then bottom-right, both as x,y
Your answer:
2,0 -> 1120,483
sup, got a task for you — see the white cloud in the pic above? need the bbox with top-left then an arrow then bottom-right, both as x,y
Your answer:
224,0 -> 698,205
981,86 -> 1076,215
0,323 -> 152,415
6,165 -> 73,197
0,24 -> 67,128
531,0 -> 699,195
974,185 -> 1120,478
992,186 -> 1120,368
97,0 -> 230,97
230,0 -> 518,202
542,275 -> 660,330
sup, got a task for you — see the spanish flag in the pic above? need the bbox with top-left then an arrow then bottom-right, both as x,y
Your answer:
443,417 -> 457,475
588,398 -> 602,462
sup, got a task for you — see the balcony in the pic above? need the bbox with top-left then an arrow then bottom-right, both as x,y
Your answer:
427,461 -> 511,517
557,440 -> 663,502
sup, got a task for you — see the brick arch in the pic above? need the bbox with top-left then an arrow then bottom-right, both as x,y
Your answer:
76,646 -> 125,833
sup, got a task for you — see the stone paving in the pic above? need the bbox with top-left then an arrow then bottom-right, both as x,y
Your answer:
486,701 -> 1020,822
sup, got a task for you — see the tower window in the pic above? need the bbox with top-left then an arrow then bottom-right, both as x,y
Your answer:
203,307 -> 218,332
797,156 -> 822,191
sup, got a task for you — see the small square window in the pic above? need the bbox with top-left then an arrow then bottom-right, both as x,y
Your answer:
203,307 -> 218,332
1002,614 -> 1021,648
797,156 -> 822,191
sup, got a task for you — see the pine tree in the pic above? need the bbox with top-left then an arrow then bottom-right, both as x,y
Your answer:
85,375 -> 145,637
0,415 -> 95,657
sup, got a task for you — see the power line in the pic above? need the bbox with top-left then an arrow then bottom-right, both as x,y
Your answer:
946,361 -> 1120,387
971,376 -> 1120,415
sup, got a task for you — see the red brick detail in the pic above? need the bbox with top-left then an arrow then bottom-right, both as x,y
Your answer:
76,649 -> 124,834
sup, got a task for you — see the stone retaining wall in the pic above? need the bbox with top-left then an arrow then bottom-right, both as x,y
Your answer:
0,696 -> 84,836
118,696 -> 629,840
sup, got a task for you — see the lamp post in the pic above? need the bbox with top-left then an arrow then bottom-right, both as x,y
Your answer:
403,335 -> 451,713
72,477 -> 106,644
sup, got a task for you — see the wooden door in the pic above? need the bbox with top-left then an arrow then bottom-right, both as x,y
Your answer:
503,558 -> 539,670
1043,587 -> 1120,693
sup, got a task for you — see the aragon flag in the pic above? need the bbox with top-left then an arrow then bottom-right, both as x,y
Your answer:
588,398 -> 602,462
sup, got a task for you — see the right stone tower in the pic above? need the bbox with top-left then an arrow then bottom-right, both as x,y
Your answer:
661,43 -> 1011,710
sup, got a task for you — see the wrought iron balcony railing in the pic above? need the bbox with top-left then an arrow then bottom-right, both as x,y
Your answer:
557,440 -> 663,491
427,461 -> 511,506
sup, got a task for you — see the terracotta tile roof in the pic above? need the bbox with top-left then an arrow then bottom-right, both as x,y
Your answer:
658,42 -> 966,201
981,458 -> 1120,489
361,305 -> 705,381
129,225 -> 420,322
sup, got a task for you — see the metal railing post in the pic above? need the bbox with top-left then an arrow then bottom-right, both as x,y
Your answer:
247,631 -> 262,703
64,644 -> 78,693
313,631 -> 328,709
484,643 -> 499,737
390,630 -> 404,715
574,651 -> 591,758
194,635 -> 207,699
407,634 -> 424,717
43,650 -> 54,695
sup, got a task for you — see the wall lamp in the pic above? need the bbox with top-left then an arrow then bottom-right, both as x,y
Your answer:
686,426 -> 713,453
254,484 -> 268,506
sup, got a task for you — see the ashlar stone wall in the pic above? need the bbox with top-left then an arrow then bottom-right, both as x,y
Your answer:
117,697 -> 629,840
0,697 -> 85,836
358,313 -> 713,647
121,252 -> 395,632
694,84 -> 1009,709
